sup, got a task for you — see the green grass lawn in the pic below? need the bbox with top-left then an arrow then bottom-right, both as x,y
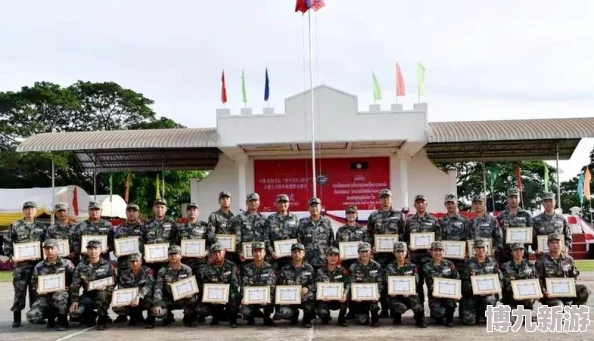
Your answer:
0,271 -> 12,282
576,260 -> 594,272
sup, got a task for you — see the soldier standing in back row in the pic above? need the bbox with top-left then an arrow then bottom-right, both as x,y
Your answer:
532,192 -> 572,255
297,197 -> 335,272
72,201 -> 112,263
46,202 -> 78,266
208,191 -> 236,264
335,205 -> 370,270
142,199 -> 178,274
5,201 -> 46,328
233,193 -> 268,268
266,194 -> 300,270
468,195 -> 502,263
497,188 -> 533,264
108,203 -> 144,289
177,203 -> 216,281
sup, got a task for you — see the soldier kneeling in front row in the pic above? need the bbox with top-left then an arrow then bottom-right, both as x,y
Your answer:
240,241 -> 277,326
424,241 -> 460,327
315,246 -> 349,326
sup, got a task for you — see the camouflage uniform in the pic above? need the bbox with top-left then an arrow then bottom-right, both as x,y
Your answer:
402,200 -> 441,311
69,242 -> 115,328
532,194 -> 572,252
111,254 -> 155,322
197,244 -> 240,325
208,191 -> 236,264
73,218 -> 113,263
440,211 -> 470,269
535,234 -> 591,306
240,245 -> 276,324
153,246 -> 198,325
141,214 -> 178,273
497,189 -> 533,264
266,206 -> 299,270
108,219 -> 144,277
315,247 -> 350,325
461,242 -> 502,325
297,201 -> 335,270
232,210 -> 268,266
349,243 -> 383,326
275,243 -> 316,326
500,243 -> 537,310
26,241 -> 75,328
367,207 -> 405,267
383,242 -> 424,326
178,218 -> 216,279
4,206 -> 46,316
335,207 -> 371,270
423,241 -> 460,326
45,214 -> 77,266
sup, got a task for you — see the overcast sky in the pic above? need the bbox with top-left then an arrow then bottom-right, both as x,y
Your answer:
1,0 -> 593,181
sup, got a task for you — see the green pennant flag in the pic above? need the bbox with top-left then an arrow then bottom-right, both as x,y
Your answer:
109,174 -> 113,202
489,164 -> 498,193
417,63 -> 426,96
241,69 -> 247,103
372,72 -> 382,101
544,164 -> 549,192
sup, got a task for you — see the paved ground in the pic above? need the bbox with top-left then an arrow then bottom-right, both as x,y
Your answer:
0,276 -> 593,341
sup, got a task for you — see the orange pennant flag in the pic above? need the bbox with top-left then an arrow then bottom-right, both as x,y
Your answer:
584,167 -> 591,199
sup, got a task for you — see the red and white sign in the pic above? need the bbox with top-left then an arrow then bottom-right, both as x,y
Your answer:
254,157 -> 390,212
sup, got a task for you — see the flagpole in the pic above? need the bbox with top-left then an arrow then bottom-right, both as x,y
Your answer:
556,143 -> 561,209
308,10 -> 317,198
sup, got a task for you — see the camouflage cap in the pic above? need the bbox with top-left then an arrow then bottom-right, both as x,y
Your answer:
55,202 -> 69,211
431,241 -> 444,250
126,203 -> 139,211
88,201 -> 101,210
510,243 -> 525,250
473,239 -> 486,248
444,193 -> 457,203
345,205 -> 357,214
291,242 -> 305,251
186,203 -> 199,209
507,187 -> 520,197
22,201 -> 37,209
154,198 -> 168,206
210,243 -> 223,252
43,239 -> 59,248
471,195 -> 485,202
276,194 -> 290,202
252,241 -> 266,250
414,194 -> 426,202
548,233 -> 561,242
393,242 -> 407,252
308,197 -> 321,205
379,189 -> 392,198
86,240 -> 102,249
128,253 -> 142,261
541,192 -> 555,201
246,192 -> 260,201
219,190 -> 231,198
327,246 -> 340,255
358,242 -> 372,252
168,245 -> 181,255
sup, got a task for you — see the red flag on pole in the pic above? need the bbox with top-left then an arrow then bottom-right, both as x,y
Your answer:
396,63 -> 406,96
515,166 -> 523,191
221,70 -> 228,104
295,0 -> 308,13
72,186 -> 79,216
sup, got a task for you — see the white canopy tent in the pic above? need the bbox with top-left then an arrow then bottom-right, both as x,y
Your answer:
94,194 -> 127,219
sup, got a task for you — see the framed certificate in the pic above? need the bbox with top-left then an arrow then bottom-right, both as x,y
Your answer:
143,243 -> 169,263
505,227 -> 533,244
467,238 -> 492,257
351,283 -> 379,301
545,278 -> 576,298
242,242 -> 254,260
243,286 -> 271,304
537,235 -> 565,253
216,234 -> 236,252
409,232 -> 435,250
171,276 -> 199,301
275,285 -> 302,305
13,241 -> 41,262
114,237 -> 140,257
432,278 -> 462,299
274,239 -> 297,258
88,276 -> 114,291
442,241 -> 466,260
374,234 -> 399,253
37,273 -> 66,294
471,274 -> 501,295
180,239 -> 207,257
339,241 -> 360,260
511,279 -> 543,300
316,282 -> 344,300
81,235 -> 108,254
387,276 -> 416,296
43,239 -> 70,258
202,283 -> 230,303
111,288 -> 139,307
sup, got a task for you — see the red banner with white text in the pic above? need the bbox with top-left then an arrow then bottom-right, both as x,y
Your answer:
254,157 -> 390,212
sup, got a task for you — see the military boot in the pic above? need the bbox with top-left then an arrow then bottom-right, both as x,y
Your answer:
445,308 -> 455,328
57,314 -> 69,331
182,313 -> 197,327
302,313 -> 313,328
337,311 -> 347,327
263,316 -> 275,326
96,315 -> 107,330
371,311 -> 380,327
229,313 -> 238,328
414,311 -> 427,328
145,315 -> 155,329
393,313 -> 402,325
46,312 -> 56,328
12,311 -> 21,328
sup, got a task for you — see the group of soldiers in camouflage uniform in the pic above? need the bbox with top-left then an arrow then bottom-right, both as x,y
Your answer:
2,187 -> 591,330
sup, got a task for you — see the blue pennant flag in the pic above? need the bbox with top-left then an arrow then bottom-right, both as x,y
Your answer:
264,68 -> 270,101
578,172 -> 585,205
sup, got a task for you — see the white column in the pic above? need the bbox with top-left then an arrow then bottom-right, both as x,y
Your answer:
398,156 -> 410,209
236,154 -> 248,206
